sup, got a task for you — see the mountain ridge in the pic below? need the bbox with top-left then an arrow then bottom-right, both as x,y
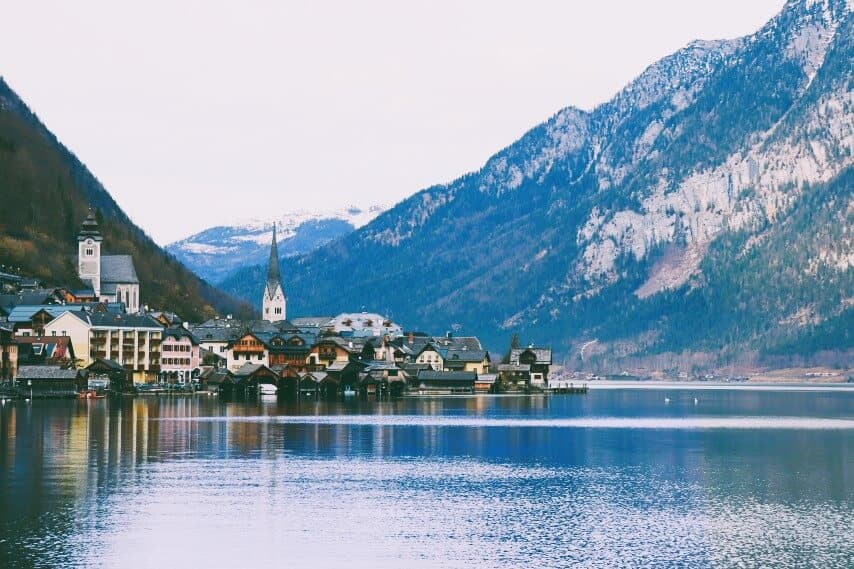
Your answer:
220,0 -> 852,367
166,205 -> 386,284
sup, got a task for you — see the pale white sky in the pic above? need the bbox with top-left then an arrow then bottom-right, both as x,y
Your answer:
0,0 -> 785,244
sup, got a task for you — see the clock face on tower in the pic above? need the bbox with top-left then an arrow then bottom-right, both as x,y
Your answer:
86,239 -> 93,245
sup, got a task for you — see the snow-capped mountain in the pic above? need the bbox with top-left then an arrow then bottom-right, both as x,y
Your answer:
222,0 -> 852,367
167,205 -> 386,284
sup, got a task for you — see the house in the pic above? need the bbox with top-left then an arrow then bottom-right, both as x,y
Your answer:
413,370 -> 477,395
226,332 -> 269,371
414,342 -> 445,368
159,327 -> 201,383
6,305 -> 87,336
76,210 -> 141,312
86,358 -> 130,392
43,311 -> 93,366
442,349 -> 490,375
15,365 -> 86,396
509,347 -> 553,386
265,332 -> 314,371
306,336 -> 366,369
14,336 -> 76,367
0,324 -> 17,380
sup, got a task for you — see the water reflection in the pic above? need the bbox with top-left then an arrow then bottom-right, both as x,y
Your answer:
1,389 -> 852,568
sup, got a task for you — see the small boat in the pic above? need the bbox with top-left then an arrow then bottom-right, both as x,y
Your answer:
259,384 -> 278,395
78,389 -> 106,399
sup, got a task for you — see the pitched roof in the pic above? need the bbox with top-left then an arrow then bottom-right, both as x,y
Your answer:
16,365 -> 82,380
445,349 -> 489,363
191,326 -> 240,343
510,347 -> 552,365
290,316 -> 333,328
162,326 -> 200,345
87,357 -> 125,371
233,362 -> 275,378
100,255 -> 139,284
416,370 -> 477,382
498,364 -> 531,372
6,305 -> 85,323
88,312 -> 162,329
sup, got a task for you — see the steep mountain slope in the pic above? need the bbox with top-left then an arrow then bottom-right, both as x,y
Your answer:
0,78 -> 253,321
167,206 -> 385,284
222,0 -> 852,364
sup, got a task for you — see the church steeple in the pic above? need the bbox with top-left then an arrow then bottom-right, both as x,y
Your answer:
266,225 -> 281,292
262,225 -> 286,322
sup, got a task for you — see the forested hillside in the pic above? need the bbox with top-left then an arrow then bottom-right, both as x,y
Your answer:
0,78 -> 253,321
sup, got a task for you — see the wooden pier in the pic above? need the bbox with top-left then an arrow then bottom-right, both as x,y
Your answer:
545,382 -> 589,394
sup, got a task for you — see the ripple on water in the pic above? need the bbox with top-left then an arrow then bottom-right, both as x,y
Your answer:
13,457 -> 845,569
157,414 -> 854,430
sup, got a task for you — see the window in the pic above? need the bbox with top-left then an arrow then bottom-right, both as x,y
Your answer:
85,248 -> 94,256
51,331 -> 57,336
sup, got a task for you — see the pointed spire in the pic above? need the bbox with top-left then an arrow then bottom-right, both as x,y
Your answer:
266,225 -> 281,293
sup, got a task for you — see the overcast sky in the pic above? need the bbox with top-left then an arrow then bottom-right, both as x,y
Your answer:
1,0 -> 785,244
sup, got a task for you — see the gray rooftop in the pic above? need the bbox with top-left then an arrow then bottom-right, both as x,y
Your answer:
100,255 -> 139,284
510,347 -> 553,365
16,365 -> 82,380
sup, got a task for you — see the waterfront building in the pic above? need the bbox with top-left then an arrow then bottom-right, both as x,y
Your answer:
15,365 -> 86,396
159,327 -> 201,383
509,347 -> 553,387
261,227 -> 287,322
413,370 -> 477,394
86,358 -> 130,391
86,313 -> 164,383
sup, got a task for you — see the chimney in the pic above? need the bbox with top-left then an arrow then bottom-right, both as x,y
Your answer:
408,332 -> 414,345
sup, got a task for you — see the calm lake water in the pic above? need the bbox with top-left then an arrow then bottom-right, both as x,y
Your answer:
1,386 -> 852,568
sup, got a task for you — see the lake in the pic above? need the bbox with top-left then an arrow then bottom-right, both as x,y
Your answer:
1,385 -> 852,568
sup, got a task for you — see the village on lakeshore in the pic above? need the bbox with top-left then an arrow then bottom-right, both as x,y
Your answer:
0,212 -> 576,399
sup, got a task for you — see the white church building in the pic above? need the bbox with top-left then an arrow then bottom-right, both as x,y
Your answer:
262,226 -> 287,322
77,211 -> 141,313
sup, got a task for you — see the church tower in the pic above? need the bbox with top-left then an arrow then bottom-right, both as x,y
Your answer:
262,226 -> 287,322
78,210 -> 103,297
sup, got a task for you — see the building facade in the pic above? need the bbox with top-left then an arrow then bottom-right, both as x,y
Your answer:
159,327 -> 201,383
77,211 -> 141,312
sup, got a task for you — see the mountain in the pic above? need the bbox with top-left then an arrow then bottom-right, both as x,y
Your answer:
220,0 -> 853,368
166,206 -> 386,284
0,78 -> 254,321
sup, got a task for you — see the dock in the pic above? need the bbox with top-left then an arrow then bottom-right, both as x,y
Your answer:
545,382 -> 589,394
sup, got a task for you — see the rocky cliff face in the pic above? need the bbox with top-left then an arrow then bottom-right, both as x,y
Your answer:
222,0 -> 852,364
